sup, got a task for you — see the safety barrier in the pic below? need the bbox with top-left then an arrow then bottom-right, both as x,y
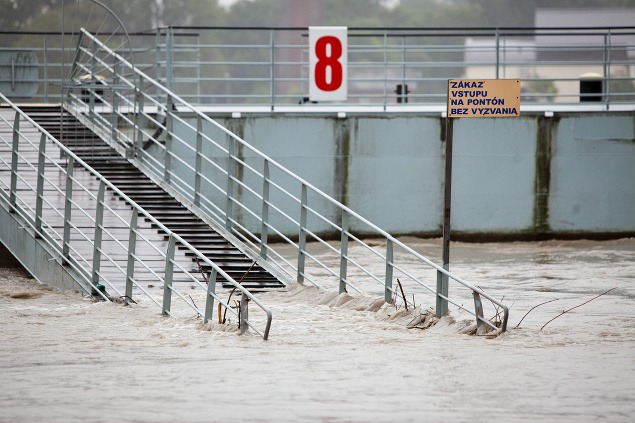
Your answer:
0,92 -> 272,339
1,26 -> 634,108
68,28 -> 509,333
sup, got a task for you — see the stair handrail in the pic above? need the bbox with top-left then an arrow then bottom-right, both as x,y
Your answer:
0,92 -> 272,339
70,28 -> 508,333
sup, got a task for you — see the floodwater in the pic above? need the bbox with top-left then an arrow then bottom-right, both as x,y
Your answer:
1,238 -> 634,422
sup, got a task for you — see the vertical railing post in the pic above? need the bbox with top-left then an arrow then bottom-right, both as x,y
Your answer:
91,181 -> 106,289
260,159 -> 270,259
339,210 -> 349,294
495,28 -> 500,79
602,29 -> 611,110
385,239 -> 394,303
112,56 -> 120,146
162,234 -> 176,316
203,268 -> 218,324
383,31 -> 388,109
134,76 -> 145,152
89,42 -> 97,115
166,27 -> 174,91
194,115 -> 203,207
225,136 -> 236,230
196,37 -> 201,103
35,133 -> 46,236
164,95 -> 174,184
125,209 -> 138,306
297,184 -> 308,283
62,157 -> 75,262
43,37 -> 49,101
239,294 -> 249,334
270,29 -> 275,111
9,111 -> 20,213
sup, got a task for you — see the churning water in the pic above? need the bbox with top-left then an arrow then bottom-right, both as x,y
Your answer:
1,238 -> 634,422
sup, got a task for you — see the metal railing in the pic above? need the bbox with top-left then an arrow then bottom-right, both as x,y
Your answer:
3,26 -> 633,109
0,92 -> 272,339
70,28 -> 509,333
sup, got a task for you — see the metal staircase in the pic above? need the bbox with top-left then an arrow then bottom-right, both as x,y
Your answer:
22,105 -> 284,291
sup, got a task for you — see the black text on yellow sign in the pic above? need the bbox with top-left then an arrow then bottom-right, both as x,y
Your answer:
447,79 -> 520,118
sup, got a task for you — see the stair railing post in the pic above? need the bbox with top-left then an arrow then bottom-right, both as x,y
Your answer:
162,234 -> 176,316
111,56 -> 120,146
91,180 -> 106,289
125,209 -> 138,306
194,115 -> 203,207
35,133 -> 46,236
385,238 -> 394,303
239,294 -> 249,334
203,268 -> 218,324
164,95 -> 174,184
297,183 -> 308,283
88,41 -> 97,116
339,210 -> 349,294
62,157 -> 75,262
225,136 -> 236,231
260,159 -> 270,259
9,111 -> 20,213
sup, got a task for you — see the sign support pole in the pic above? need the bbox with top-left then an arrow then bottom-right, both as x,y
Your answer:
437,115 -> 453,318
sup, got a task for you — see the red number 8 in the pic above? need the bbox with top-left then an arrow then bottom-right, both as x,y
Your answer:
314,36 -> 343,91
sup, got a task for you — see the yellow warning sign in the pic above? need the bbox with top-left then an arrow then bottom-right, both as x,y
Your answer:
447,79 -> 520,118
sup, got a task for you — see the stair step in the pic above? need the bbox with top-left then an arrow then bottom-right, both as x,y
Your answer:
24,106 -> 286,292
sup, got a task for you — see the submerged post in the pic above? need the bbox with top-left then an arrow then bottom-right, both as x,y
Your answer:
437,116 -> 453,317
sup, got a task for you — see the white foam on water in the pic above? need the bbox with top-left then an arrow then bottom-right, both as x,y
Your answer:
1,239 -> 634,422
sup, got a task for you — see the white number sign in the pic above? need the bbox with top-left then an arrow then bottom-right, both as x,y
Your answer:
309,26 -> 347,102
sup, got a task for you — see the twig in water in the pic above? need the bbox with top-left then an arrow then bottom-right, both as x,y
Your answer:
397,278 -> 408,312
119,295 -> 137,304
188,294 -> 198,310
196,258 -> 209,285
514,298 -> 559,329
221,261 -> 256,324
540,287 -> 617,331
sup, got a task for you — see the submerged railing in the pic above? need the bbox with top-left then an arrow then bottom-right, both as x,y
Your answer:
0,92 -> 272,339
69,28 -> 509,333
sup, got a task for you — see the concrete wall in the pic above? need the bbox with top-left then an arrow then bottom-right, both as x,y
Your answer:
171,111 -> 634,239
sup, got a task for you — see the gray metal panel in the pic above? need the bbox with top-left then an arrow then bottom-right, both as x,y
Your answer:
549,114 -> 635,231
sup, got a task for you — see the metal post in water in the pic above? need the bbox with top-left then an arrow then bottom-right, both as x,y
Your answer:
339,210 -> 349,294
204,268 -> 218,324
162,234 -> 176,316
91,181 -> 106,289
260,159 -> 270,259
125,209 -> 138,305
437,116 -> 453,318
239,294 -> 249,334
297,184 -> 308,283
385,239 -> 394,304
